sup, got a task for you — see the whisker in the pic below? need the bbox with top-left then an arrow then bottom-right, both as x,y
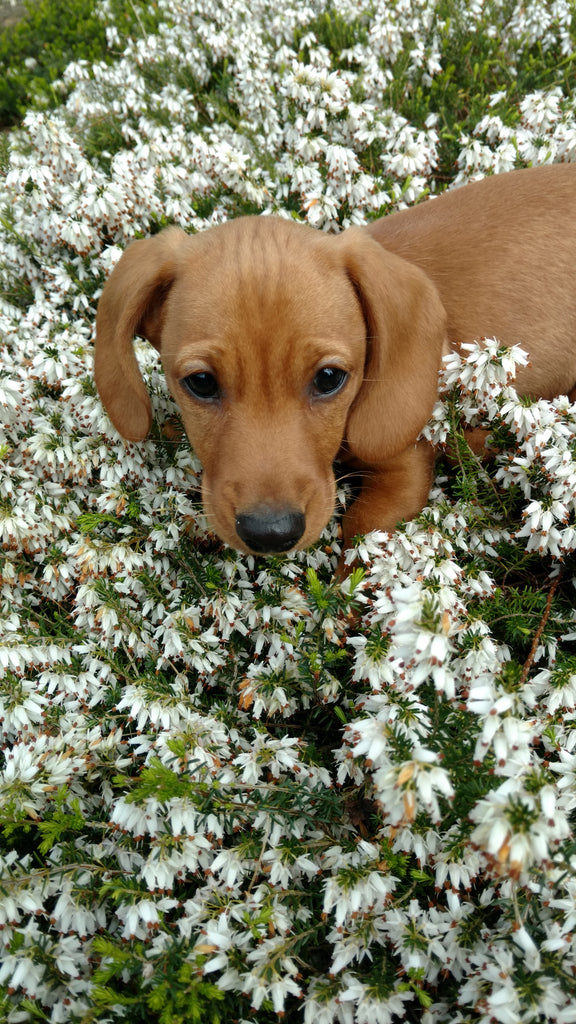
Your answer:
334,467 -> 371,486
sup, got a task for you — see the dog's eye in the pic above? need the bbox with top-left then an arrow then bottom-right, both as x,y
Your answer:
312,366 -> 348,397
181,371 -> 220,401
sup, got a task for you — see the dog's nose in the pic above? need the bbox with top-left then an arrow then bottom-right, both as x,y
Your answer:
235,507 -> 306,553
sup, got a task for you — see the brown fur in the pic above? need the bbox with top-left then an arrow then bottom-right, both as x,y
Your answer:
94,164 -> 576,555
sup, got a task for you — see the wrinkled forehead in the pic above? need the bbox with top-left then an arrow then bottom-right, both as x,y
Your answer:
165,218 -> 364,347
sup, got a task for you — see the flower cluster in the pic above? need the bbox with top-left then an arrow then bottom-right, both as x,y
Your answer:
1,0 -> 576,1021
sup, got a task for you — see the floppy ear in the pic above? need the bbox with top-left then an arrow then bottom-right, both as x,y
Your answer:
338,228 -> 447,463
94,228 -> 190,441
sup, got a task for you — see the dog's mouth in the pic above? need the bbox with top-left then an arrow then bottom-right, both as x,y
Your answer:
234,505 -> 306,554
201,469 -> 337,556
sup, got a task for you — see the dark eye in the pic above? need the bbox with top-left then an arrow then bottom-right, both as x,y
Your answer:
181,371 -> 220,401
312,366 -> 349,397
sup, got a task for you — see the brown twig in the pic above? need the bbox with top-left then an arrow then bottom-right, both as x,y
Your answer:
519,572 -> 563,685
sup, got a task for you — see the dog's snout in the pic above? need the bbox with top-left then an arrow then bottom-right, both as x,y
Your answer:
235,506 -> 306,554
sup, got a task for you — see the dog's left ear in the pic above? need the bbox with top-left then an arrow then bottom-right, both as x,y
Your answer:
94,228 -> 190,441
337,228 -> 447,462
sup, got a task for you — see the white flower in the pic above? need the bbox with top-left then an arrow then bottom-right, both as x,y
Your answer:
470,775 -> 570,877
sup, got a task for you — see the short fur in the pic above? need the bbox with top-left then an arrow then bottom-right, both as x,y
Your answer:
94,164 -> 576,555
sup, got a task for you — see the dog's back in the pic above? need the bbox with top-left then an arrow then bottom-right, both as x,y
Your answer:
367,164 -> 576,399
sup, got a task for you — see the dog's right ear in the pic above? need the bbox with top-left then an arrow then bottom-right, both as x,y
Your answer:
94,228 -> 189,441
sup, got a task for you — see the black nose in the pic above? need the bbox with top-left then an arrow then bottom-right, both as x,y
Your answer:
235,507 -> 306,554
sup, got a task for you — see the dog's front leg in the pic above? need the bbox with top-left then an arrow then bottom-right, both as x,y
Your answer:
341,441 -> 436,551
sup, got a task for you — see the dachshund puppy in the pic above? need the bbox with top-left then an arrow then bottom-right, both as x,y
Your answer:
94,164 -> 576,555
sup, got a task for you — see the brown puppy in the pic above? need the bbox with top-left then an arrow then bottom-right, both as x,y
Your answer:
94,164 -> 576,555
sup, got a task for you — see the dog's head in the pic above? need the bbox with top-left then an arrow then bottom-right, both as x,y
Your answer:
95,217 -> 445,553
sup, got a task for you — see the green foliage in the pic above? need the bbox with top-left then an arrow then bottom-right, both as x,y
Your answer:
295,6 -> 369,59
0,0 -> 163,128
0,0 -> 107,127
145,969 -> 225,1024
90,938 -> 238,1024
37,788 -> 85,855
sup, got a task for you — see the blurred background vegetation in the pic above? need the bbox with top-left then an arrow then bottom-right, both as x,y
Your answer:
0,0 -> 160,129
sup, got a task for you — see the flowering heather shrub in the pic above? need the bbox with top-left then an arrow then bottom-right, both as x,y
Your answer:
1,0 -> 576,1021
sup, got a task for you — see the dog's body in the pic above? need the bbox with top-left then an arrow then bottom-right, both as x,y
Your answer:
367,166 -> 576,401
94,164 -> 576,556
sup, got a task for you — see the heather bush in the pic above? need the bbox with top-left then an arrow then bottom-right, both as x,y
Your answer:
1,2 -> 576,1021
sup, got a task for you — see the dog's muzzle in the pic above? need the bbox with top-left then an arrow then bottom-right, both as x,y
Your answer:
235,506 -> 305,554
